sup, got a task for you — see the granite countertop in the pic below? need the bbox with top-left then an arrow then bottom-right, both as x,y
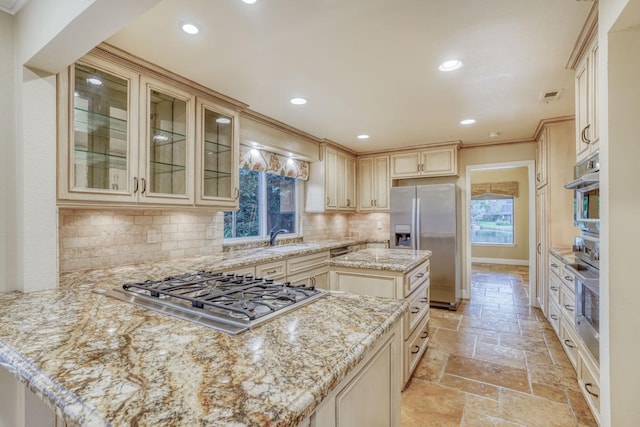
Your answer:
0,263 -> 407,426
549,247 -> 576,264
328,248 -> 432,273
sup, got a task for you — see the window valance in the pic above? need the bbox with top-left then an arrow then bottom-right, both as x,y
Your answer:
239,145 -> 310,180
471,181 -> 519,198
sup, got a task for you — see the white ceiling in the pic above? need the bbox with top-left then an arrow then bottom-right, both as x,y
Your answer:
0,0 -> 25,15
107,0 -> 592,153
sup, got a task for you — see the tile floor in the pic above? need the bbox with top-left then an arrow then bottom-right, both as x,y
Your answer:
401,263 -> 597,427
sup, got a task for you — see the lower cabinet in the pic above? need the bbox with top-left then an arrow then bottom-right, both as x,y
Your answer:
330,260 -> 430,388
287,251 -> 330,290
311,322 -> 401,427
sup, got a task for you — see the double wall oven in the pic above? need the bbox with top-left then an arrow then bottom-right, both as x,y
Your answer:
564,152 -> 600,363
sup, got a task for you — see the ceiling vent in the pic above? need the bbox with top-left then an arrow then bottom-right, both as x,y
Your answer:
539,89 -> 563,103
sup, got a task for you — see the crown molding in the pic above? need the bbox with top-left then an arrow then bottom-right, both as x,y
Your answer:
532,115 -> 575,141
565,0 -> 598,70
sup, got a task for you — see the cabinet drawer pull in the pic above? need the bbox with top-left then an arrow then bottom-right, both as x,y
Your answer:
420,298 -> 429,304
551,263 -> 558,268
133,177 -> 139,193
411,307 -> 420,314
551,286 -> 559,291
141,178 -> 147,194
420,331 -> 429,339
415,273 -> 425,278
550,314 -> 558,321
585,383 -> 599,398
563,339 -> 575,349
265,269 -> 277,274
564,275 -> 574,282
564,305 -> 575,312
411,345 -> 420,355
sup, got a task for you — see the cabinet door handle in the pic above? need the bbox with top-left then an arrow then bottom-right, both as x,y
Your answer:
585,383 -> 599,398
233,187 -> 239,200
420,331 -> 429,339
370,199 -> 374,207
327,197 -> 330,205
537,243 -> 542,254
582,124 -> 592,144
411,307 -> 420,314
536,172 -> 541,182
411,345 -> 420,354
550,314 -> 558,320
133,177 -> 139,193
346,199 -> 351,207
564,275 -> 574,282
563,339 -> 575,349
374,199 -> 377,207
141,178 -> 146,194
564,304 -> 575,312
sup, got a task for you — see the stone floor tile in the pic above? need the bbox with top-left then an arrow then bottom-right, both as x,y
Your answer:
400,380 -> 465,427
430,315 -> 462,331
567,389 -> 598,427
444,354 -> 530,393
411,346 -> 448,382
527,362 -> 582,392
461,317 -> 521,335
499,389 -> 577,427
430,328 -> 477,357
461,410 -> 522,427
440,373 -> 500,400
531,382 -> 568,403
464,394 -> 501,418
473,342 -> 526,369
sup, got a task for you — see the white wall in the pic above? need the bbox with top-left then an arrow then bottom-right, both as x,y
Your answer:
598,0 -> 640,424
0,11 -> 17,293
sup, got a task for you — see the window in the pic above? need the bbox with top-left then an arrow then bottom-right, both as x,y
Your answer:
224,169 -> 298,239
470,196 -> 514,245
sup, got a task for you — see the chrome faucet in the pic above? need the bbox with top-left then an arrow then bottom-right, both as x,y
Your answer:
269,228 -> 288,246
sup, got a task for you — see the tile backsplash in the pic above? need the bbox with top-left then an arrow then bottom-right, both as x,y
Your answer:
58,209 -> 224,272
58,209 -> 390,272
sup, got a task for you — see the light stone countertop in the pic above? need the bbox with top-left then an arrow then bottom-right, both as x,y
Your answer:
549,247 -> 576,265
0,257 -> 407,426
328,248 -> 432,273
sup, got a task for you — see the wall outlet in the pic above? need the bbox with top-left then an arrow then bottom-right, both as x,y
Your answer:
206,225 -> 217,240
147,229 -> 158,243
377,221 -> 382,229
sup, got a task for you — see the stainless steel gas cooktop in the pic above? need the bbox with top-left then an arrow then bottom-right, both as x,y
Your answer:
100,271 -> 326,335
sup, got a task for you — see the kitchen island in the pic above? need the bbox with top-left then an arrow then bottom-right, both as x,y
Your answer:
328,248 -> 432,387
0,257 -> 406,426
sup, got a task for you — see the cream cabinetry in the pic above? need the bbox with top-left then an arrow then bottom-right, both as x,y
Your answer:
312,322 -> 401,427
57,49 -> 240,208
330,259 -> 430,387
286,251 -> 330,290
390,145 -> 458,179
357,155 -> 390,211
534,121 -> 576,315
306,144 -> 356,212
575,34 -> 599,162
535,130 -> 548,188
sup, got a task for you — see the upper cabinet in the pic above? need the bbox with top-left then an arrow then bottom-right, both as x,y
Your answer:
575,34 -> 599,161
535,129 -> 548,189
57,50 -> 240,208
358,155 -> 389,211
305,144 -> 356,212
390,145 -> 459,179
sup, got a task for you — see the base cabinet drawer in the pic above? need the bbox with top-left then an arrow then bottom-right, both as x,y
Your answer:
256,261 -> 286,280
579,349 -> 600,424
404,314 -> 429,384
548,301 -> 561,334
548,272 -> 561,306
405,261 -> 429,297
287,252 -> 329,275
404,280 -> 430,339
559,316 -> 580,371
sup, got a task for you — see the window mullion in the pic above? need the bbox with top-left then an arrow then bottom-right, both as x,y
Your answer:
259,172 -> 268,237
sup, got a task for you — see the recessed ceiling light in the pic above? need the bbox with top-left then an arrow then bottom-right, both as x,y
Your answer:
216,117 -> 231,124
181,22 -> 200,35
357,134 -> 370,140
290,97 -> 307,105
439,59 -> 463,72
460,119 -> 476,125
242,0 -> 257,4
86,77 -> 103,86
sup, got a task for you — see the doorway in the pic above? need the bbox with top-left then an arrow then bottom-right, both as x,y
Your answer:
464,160 -> 536,306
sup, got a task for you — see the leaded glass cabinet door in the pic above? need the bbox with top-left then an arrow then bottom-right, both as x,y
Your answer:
58,56 -> 139,203
195,98 -> 239,208
140,76 -> 194,204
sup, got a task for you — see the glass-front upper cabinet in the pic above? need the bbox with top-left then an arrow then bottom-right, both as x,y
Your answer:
195,98 -> 239,208
58,56 -> 140,203
139,76 -> 194,204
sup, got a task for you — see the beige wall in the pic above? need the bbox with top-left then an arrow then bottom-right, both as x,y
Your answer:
470,167 -> 529,263
0,11 -> 16,293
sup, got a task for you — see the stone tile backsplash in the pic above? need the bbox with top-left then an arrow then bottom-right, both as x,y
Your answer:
58,209 -> 224,272
58,209 -> 390,272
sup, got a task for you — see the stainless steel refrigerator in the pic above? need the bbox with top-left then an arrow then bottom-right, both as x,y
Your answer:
390,183 -> 461,310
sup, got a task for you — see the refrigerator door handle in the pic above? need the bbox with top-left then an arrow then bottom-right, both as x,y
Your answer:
415,198 -> 421,250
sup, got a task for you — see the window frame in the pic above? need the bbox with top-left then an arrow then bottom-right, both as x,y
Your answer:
470,195 -> 516,247
224,170 -> 303,242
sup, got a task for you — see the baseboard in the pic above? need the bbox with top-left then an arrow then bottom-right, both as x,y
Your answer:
471,257 -> 529,266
